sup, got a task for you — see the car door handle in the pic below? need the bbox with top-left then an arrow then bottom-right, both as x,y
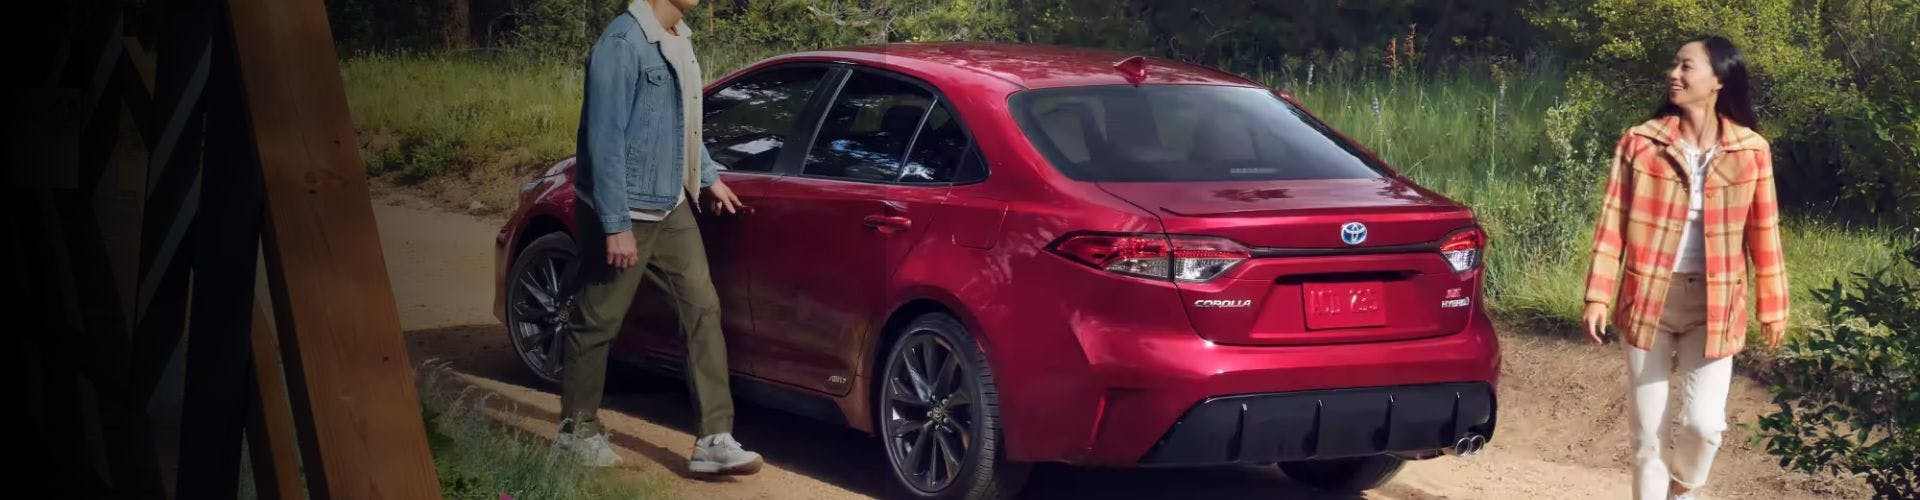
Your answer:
862,215 -> 912,233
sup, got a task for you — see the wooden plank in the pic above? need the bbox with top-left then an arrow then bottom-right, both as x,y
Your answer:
221,0 -> 442,497
246,299 -> 306,500
174,34 -> 263,497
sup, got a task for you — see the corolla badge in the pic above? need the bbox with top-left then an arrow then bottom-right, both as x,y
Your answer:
1340,222 -> 1368,246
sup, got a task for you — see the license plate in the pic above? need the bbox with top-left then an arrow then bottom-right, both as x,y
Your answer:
1303,281 -> 1387,330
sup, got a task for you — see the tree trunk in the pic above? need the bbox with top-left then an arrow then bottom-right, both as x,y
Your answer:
872,3 -> 893,44
443,0 -> 470,50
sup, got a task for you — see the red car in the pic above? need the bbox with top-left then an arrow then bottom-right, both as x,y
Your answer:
495,43 -> 1499,498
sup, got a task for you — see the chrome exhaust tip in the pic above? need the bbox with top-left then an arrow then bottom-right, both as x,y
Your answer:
1445,433 -> 1487,457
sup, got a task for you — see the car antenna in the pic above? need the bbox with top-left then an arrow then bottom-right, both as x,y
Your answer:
1113,55 -> 1149,85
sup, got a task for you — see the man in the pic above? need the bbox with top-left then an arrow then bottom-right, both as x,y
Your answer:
552,0 -> 761,475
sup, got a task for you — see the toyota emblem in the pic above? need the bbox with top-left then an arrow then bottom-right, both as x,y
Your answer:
1340,222 -> 1368,246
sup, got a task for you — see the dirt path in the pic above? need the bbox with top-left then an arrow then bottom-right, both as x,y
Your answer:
371,186 -> 1861,499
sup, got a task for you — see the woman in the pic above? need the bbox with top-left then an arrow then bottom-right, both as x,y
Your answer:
1581,36 -> 1789,500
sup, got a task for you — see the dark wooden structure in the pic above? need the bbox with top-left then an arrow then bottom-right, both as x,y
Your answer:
18,0 -> 442,498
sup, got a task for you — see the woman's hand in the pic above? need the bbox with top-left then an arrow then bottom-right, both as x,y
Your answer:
1583,302 -> 1609,345
1764,321 -> 1788,349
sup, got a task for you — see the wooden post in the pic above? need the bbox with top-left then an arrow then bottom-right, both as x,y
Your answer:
223,0 -> 443,496
247,299 -> 307,500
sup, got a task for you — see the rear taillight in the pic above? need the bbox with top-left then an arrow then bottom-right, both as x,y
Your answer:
1051,234 -> 1251,282
1439,227 -> 1485,273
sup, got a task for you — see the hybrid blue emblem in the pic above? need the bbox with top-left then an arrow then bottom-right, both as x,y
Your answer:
1340,222 -> 1368,246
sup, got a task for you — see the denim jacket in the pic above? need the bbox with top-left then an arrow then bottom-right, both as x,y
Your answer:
575,13 -> 721,233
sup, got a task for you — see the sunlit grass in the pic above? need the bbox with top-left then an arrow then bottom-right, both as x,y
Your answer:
341,43 -> 782,183
416,363 -> 664,499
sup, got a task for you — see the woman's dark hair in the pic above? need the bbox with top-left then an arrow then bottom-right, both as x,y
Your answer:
1654,35 -> 1759,128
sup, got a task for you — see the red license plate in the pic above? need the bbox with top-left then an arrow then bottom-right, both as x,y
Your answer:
1303,281 -> 1387,330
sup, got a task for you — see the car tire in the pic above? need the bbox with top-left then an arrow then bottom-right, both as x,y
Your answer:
878,313 -> 1030,500
503,232 -> 575,384
1277,455 -> 1406,493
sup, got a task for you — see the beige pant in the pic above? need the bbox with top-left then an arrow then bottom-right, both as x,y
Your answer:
1625,273 -> 1732,500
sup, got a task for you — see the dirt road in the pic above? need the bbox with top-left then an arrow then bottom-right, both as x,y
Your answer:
371,186 -> 1860,499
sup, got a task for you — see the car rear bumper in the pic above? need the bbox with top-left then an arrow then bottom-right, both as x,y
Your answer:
994,301 -> 1500,465
1138,382 -> 1495,465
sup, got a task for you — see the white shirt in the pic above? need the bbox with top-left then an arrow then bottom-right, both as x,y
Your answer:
1672,142 -> 1718,273
626,2 -> 704,222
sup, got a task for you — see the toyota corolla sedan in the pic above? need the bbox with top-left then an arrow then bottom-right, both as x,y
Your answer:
495,43 -> 1499,499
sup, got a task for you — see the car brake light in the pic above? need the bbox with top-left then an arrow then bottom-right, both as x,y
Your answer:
1439,227 -> 1485,273
1051,234 -> 1250,282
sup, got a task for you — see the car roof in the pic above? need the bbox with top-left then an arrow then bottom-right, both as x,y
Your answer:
758,42 -> 1264,92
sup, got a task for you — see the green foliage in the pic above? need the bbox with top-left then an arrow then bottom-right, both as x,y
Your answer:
1815,0 -> 1920,221
1278,56 -> 1917,338
416,363 -> 662,499
328,0 -> 467,56
1010,0 -> 1547,73
498,0 -> 1020,63
1754,245 -> 1920,498
504,0 -> 631,62
1530,0 -> 1920,225
741,0 -> 1018,44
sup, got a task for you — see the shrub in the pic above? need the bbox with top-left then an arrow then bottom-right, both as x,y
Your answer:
1530,0 -> 1920,225
1754,243 -> 1920,498
327,0 -> 468,56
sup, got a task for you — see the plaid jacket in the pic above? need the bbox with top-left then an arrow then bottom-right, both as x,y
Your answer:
1585,116 -> 1789,359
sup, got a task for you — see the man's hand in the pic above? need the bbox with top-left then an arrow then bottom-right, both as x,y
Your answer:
705,178 -> 744,214
1764,321 -> 1788,349
1582,302 -> 1609,346
606,231 -> 638,269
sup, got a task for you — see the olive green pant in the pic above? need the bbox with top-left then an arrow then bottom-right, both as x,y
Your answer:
561,204 -> 733,438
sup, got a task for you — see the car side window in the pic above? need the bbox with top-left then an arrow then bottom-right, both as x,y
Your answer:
952,145 -> 988,184
703,66 -> 829,173
899,100 -> 972,184
802,71 -> 934,182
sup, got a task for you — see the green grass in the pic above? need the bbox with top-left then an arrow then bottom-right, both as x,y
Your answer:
343,54 -> 582,182
341,44 -> 788,184
340,49 -> 1917,337
416,363 -> 663,499
231,364 -> 662,499
1268,62 -> 1919,338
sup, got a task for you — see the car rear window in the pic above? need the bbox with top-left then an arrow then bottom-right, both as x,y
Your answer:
1009,85 -> 1388,182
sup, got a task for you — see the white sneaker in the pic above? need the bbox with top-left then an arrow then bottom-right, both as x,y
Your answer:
690,433 -> 763,475
1670,492 -> 1697,500
552,423 -> 623,468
